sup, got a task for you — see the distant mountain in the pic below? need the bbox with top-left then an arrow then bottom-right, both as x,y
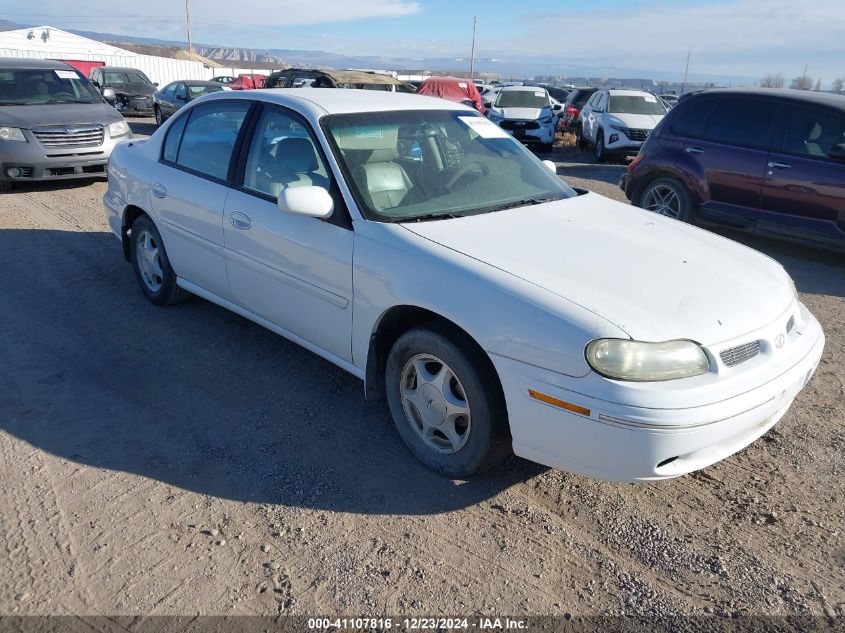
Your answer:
0,20 -> 758,85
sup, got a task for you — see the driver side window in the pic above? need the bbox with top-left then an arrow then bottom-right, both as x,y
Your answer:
241,107 -> 330,199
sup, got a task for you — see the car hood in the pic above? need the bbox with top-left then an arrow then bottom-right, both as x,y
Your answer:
400,193 -> 792,345
0,103 -> 124,128
607,112 -> 664,129
109,83 -> 155,97
499,107 -> 544,120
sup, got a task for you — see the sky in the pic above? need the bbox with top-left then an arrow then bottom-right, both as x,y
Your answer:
2,0 -> 843,84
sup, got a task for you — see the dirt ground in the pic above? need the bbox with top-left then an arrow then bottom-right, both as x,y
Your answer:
1,121 -> 843,623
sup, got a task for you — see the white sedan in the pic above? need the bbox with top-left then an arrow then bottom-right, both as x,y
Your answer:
104,89 -> 824,481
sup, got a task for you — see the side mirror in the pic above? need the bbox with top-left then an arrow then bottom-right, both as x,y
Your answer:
553,104 -> 562,111
828,143 -> 845,162
484,101 -> 492,109
91,79 -> 100,87
153,82 -> 159,88
277,186 -> 334,219
543,160 -> 557,174
102,87 -> 116,102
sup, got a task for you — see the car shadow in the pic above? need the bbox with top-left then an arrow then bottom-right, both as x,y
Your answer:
126,117 -> 158,138
548,146 -> 628,185
0,228 -> 545,516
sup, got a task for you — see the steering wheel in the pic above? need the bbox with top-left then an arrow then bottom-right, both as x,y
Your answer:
446,160 -> 490,189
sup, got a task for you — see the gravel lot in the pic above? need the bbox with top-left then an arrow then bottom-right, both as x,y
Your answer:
1,119 -> 843,623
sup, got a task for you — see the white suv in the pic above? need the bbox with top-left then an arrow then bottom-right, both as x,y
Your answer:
486,86 -> 559,152
577,89 -> 667,162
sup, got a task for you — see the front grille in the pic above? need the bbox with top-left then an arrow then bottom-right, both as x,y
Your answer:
32,126 -> 104,148
720,341 -> 761,367
619,127 -> 650,141
499,120 -> 540,131
131,96 -> 153,108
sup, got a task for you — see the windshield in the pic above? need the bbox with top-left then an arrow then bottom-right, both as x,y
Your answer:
188,84 -> 223,98
324,110 -> 576,222
103,70 -> 151,85
0,68 -> 102,105
608,95 -> 667,115
495,89 -> 550,109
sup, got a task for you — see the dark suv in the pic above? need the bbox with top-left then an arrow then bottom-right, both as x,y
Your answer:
559,87 -> 598,131
89,66 -> 156,116
622,88 -> 845,250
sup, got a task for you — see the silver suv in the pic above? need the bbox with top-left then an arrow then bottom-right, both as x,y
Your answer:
0,58 -> 131,183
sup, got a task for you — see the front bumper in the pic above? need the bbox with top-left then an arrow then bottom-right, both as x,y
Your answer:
113,95 -> 155,117
495,120 -> 555,146
491,304 -> 825,482
0,131 -> 129,182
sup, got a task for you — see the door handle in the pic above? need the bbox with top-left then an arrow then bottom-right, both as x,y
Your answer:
768,161 -> 791,169
685,147 -> 704,154
152,183 -> 167,198
229,212 -> 251,230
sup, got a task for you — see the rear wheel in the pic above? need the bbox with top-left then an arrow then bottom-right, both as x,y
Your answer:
595,130 -> 607,163
129,214 -> 191,306
638,178 -> 695,223
577,124 -> 588,151
385,323 -> 511,478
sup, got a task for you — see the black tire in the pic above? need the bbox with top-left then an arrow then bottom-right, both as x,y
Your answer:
129,214 -> 191,306
154,106 -> 163,127
595,130 -> 607,163
537,142 -> 554,154
637,177 -> 695,223
385,323 -> 512,478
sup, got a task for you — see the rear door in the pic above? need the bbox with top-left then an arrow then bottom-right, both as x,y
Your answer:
760,105 -> 845,246
149,100 -> 253,300
676,96 -> 778,228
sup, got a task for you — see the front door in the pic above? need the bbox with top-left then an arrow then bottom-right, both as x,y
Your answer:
223,104 -> 354,361
760,105 -> 845,246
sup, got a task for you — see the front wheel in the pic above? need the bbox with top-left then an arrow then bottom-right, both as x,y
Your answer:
577,124 -> 588,151
154,106 -> 163,126
638,178 -> 695,223
129,214 -> 191,306
385,324 -> 512,478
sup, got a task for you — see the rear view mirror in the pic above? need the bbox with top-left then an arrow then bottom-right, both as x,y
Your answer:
102,87 -> 116,102
277,186 -> 334,219
829,143 -> 845,162
543,160 -> 557,174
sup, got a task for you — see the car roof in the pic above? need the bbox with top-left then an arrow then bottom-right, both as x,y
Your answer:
605,89 -> 655,96
199,88 -> 470,116
0,57 -> 73,70
690,87 -> 845,111
498,85 -> 547,92
99,67 -> 146,73
183,80 -> 224,87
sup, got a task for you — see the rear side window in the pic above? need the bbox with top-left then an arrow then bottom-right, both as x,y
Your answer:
668,98 -> 716,138
162,112 -> 188,162
167,102 -> 251,181
702,98 -> 778,149
779,107 -> 845,160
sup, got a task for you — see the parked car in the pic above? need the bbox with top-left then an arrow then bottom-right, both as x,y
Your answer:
228,74 -> 267,90
103,89 -> 824,480
153,80 -> 229,125
210,76 -> 236,84
416,76 -> 485,113
89,66 -> 156,116
0,58 -> 130,184
578,89 -> 667,162
486,85 -> 559,152
621,88 -> 845,251
659,93 -> 679,107
547,87 -> 571,102
265,68 -> 414,92
559,87 -> 598,131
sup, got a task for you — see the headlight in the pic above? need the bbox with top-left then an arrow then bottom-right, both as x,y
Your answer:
586,339 -> 710,381
0,127 -> 27,142
108,121 -> 130,138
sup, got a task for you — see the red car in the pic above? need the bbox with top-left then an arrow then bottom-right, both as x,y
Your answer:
621,88 -> 845,251
560,87 -> 597,131
228,74 -> 267,90
416,76 -> 485,114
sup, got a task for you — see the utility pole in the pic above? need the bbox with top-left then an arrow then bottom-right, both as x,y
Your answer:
185,0 -> 193,55
469,16 -> 477,80
681,49 -> 690,94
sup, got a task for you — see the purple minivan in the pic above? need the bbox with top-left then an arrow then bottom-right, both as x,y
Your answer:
621,88 -> 845,251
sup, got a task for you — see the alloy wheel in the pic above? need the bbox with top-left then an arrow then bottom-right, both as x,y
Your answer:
643,184 -> 682,219
400,354 -> 471,454
136,229 -> 163,292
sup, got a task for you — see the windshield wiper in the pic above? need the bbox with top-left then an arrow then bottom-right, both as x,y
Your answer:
483,196 -> 561,213
398,211 -> 461,223
50,99 -> 96,104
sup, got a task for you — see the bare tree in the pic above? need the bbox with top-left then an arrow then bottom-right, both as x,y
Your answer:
790,74 -> 814,90
760,73 -> 784,88
832,77 -> 844,94
813,77 -> 822,91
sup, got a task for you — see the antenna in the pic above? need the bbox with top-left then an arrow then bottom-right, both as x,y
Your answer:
186,0 -> 193,55
681,49 -> 690,94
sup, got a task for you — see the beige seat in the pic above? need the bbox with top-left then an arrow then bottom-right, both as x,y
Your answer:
256,137 -> 329,198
